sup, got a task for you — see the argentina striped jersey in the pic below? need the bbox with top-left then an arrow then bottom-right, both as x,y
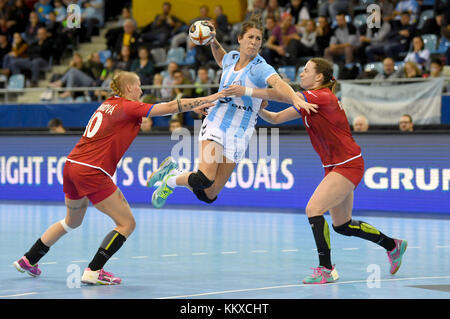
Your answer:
206,51 -> 277,138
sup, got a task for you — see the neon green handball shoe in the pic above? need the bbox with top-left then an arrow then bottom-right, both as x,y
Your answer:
151,174 -> 175,208
147,156 -> 178,188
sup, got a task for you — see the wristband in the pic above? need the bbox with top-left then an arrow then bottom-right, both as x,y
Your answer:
177,98 -> 182,112
244,87 -> 253,97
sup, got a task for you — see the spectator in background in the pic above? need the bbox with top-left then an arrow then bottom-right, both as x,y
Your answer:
142,72 -> 164,103
45,10 -> 68,63
0,33 -> 10,68
7,0 -> 31,35
172,69 -> 193,99
429,58 -> 443,77
116,7 -> 135,28
161,61 -> 179,100
359,11 -> 391,64
10,26 -> 53,86
113,19 -> 139,59
290,19 -> 317,63
130,46 -> 154,85
262,12 -> 300,65
404,36 -> 430,71
284,0 -> 311,27
402,61 -> 422,78
318,0 -> 349,21
141,1 -> 185,48
53,0 -> 66,22
372,57 -> 400,83
140,117 -> 153,133
1,32 -> 28,76
352,115 -> 369,132
170,4 -> 211,50
80,0 -> 104,43
34,0 -> 53,23
324,12 -> 359,65
392,0 -> 419,23
193,66 -> 213,98
48,118 -> 66,134
263,16 -> 277,42
245,0 -> 265,21
213,5 -> 230,44
169,118 -> 183,133
49,52 -> 96,98
420,10 -> 446,37
114,45 -> 132,71
399,114 -> 414,132
365,11 -> 415,62
24,11 -> 45,43
315,16 -> 332,56
262,0 -> 283,23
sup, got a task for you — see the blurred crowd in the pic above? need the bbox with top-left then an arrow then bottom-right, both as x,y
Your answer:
1,0 -> 449,131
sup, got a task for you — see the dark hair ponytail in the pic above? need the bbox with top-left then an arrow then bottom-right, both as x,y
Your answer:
309,57 -> 337,94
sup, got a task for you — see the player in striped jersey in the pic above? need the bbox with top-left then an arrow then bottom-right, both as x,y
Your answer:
222,57 -> 407,284
148,15 -> 318,208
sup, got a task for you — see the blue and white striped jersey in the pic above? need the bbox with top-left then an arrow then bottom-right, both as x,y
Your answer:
206,51 -> 277,138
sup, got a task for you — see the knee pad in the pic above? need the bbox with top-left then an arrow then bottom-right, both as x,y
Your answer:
193,188 -> 217,204
188,170 -> 214,190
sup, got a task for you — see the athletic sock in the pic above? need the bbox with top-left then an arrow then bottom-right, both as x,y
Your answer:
333,219 -> 396,251
166,175 -> 178,188
88,230 -> 126,271
308,216 -> 333,270
24,238 -> 50,265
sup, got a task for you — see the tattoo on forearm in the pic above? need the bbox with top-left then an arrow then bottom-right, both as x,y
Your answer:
181,99 -> 205,111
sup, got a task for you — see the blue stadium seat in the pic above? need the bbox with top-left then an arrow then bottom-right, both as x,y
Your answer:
417,10 -> 434,29
333,63 -> 339,79
278,66 -> 296,82
151,48 -> 167,67
353,14 -> 367,29
7,74 -> 25,89
422,34 -> 438,52
296,66 -> 304,82
98,50 -> 111,65
394,61 -> 404,71
166,47 -> 185,65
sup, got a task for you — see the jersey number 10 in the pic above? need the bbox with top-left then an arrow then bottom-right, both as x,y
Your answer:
83,112 -> 103,138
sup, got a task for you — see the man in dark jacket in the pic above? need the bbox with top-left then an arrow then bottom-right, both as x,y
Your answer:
365,11 -> 416,61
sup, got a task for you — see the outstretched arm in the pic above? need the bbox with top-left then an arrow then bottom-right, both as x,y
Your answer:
148,92 -> 222,117
258,107 -> 301,124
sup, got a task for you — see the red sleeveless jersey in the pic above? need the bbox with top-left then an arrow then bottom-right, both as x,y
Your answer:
67,96 -> 154,176
294,88 -> 362,167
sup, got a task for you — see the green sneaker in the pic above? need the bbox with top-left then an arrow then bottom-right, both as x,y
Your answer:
147,156 -> 178,188
151,174 -> 175,208
302,266 -> 339,284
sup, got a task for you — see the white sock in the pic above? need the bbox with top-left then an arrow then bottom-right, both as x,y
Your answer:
166,175 -> 178,188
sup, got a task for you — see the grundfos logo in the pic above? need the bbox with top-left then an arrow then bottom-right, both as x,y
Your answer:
364,167 -> 450,191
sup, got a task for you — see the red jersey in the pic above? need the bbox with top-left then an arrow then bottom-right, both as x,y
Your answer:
67,96 -> 154,177
294,88 -> 362,167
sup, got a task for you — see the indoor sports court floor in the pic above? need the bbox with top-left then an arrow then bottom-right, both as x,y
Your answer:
0,202 -> 449,299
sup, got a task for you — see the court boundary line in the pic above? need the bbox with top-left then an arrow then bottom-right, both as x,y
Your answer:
157,276 -> 450,299
0,292 -> 38,298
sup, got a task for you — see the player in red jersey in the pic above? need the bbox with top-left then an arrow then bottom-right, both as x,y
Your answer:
13,71 -> 221,285
222,58 -> 407,284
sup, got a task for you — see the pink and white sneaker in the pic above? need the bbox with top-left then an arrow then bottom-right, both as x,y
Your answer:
387,239 -> 408,275
81,268 -> 122,285
13,256 -> 41,277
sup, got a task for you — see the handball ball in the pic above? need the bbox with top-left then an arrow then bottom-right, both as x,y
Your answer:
189,20 -> 213,45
